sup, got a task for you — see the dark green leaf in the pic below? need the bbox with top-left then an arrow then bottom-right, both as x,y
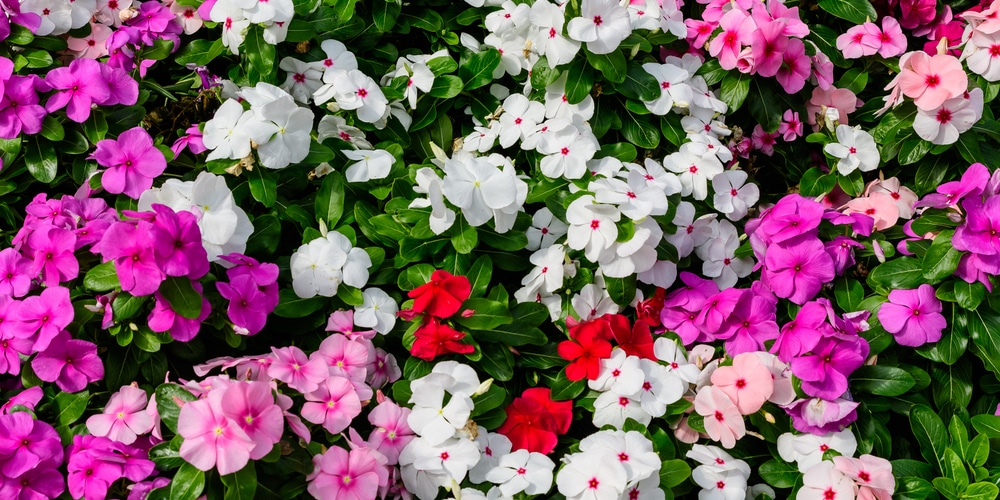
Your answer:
931,363 -> 973,410
451,217 -> 478,254
550,371 -> 585,401
720,72 -> 750,110
971,414 -> 1000,438
799,167 -> 837,197
659,460 -> 691,488
616,63 -> 660,101
605,274 -> 637,307
922,231 -> 963,282
965,483 -> 1000,500
966,309 -> 1000,377
585,48 -> 626,83
40,116 -> 65,142
222,463 -> 258,500
455,298 -> 513,330
428,75 -> 463,99
809,25 -> 850,68
834,278 -> 864,312
818,0 -> 878,24
867,257 -> 924,290
245,26 -> 275,75
459,49 -> 501,91
747,79 -> 784,132
621,107 -> 660,150
955,280 -> 986,310
373,0 -> 402,31
898,137 -> 932,166
25,136 -> 57,183
472,321 -> 547,346
248,167 -> 277,208
851,365 -> 915,396
316,171 -> 345,226
836,67 -> 868,94
159,277 -> 203,320
564,58 -> 595,105
155,383 -> 197,434
84,261 -> 121,292
52,391 -> 90,426
759,459 -> 801,488
170,463 -> 206,500
910,404 -> 949,474
479,343 -> 515,381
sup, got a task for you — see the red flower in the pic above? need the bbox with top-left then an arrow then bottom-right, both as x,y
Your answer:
566,315 -> 614,343
635,287 -> 666,327
611,315 -> 656,360
558,320 -> 613,382
407,270 -> 471,318
410,317 -> 474,361
497,388 -> 572,454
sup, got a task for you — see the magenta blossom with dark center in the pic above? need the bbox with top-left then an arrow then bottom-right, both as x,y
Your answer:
217,275 -> 270,335
45,58 -> 110,123
0,75 -> 47,139
878,284 -> 947,347
790,336 -> 869,400
92,127 -> 167,199
763,235 -> 836,304
32,332 -> 104,393
150,204 -> 209,279
98,220 -> 165,296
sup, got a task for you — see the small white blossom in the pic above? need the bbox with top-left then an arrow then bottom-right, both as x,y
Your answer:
824,124 -> 879,175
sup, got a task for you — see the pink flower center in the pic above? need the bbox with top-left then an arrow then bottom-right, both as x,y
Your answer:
689,165 -> 698,173
294,73 -> 306,83
517,467 -> 527,475
991,45 -> 1000,57
357,88 -> 368,98
661,81 -> 670,89
716,480 -> 726,489
858,471 -> 871,482
541,227 -> 549,234
714,410 -> 725,421
627,191 -> 636,199
820,444 -> 830,451
925,74 -> 941,88
618,452 -> 629,462
642,381 -> 652,391
824,488 -> 837,499
618,396 -> 629,407
593,16 -> 603,25
589,478 -> 600,489
730,188 -> 738,197
591,219 -> 600,229
848,147 -> 857,154
735,379 -> 746,388
561,147 -> 570,155
440,451 -> 449,460
549,27 -> 557,38
515,117 -> 522,125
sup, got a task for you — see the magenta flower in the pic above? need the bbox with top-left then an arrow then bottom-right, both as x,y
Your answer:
12,285 -> 73,352
367,399 -> 415,464
764,235 -> 836,304
775,38 -> 811,93
660,272 -> 720,344
178,389 -> 256,475
919,162 -> 989,209
955,195 -> 1000,256
367,348 -> 401,389
220,381 -> 284,460
784,397 -> 859,435
750,21 -> 787,77
301,376 -> 363,434
771,299 -> 831,363
93,127 -> 167,199
790,336 -> 868,400
150,204 -> 209,279
0,75 -> 47,139
148,283 -> 211,342
0,247 -> 31,298
86,385 -> 154,445
778,109 -> 803,141
0,465 -> 65,499
825,236 -> 865,276
98,220 -> 164,297
307,446 -> 390,500
0,300 -> 32,375
709,9 -> 754,70
267,346 -> 329,394
878,284 -> 947,347
27,226 -> 79,287
32,332 -> 104,393
0,412 -> 64,478
217,275 -> 269,335
97,63 -> 140,107
171,123 -> 207,157
67,435 -> 153,500
716,290 -> 779,355
754,194 -> 824,246
44,58 -> 111,123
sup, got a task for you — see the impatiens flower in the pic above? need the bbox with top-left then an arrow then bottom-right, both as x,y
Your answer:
301,376 -> 363,434
566,0 -> 631,54
694,386 -> 745,448
308,446 -> 389,500
407,270 -> 471,319
897,51 -> 968,111
497,388 -> 573,454
177,389 -> 256,475
878,284 -> 946,347
44,58 -> 110,123
32,332 -> 104,393
710,352 -> 774,415
86,385 -> 154,445
824,124 -> 879,175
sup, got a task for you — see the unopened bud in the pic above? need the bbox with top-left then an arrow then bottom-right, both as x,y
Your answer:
461,309 -> 475,318
473,378 -> 493,397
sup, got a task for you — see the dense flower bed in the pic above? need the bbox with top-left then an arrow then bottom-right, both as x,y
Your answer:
2,0 -> 1000,498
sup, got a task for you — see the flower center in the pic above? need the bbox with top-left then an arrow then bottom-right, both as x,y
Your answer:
925,74 -> 940,88
593,16 -> 603,26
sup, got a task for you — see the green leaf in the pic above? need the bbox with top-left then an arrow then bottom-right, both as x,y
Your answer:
112,292 -> 147,323
851,365 -> 915,396
917,307 -> 968,365
659,460 -> 691,488
966,308 -> 1000,377
818,0 -> 878,24
466,255 -> 493,298
459,49 -> 502,91
159,277 -> 203,320
248,167 -> 277,208
455,298 -> 513,330
964,483 -> 1000,500
910,404 -> 949,474
155,383 -> 197,434
316,171 -> 345,227
373,0 -> 402,31
530,57 -> 562,90
799,167 -> 837,197
245,26 -> 275,75
84,261 -> 121,292
747,79 -> 785,132
620,107 -> 660,149
472,321 -> 547,346
585,47 -> 626,83
40,116 -> 65,142
170,463 -> 206,500
550,372 -> 585,401
25,136 -> 57,183
564,58 -> 595,105
479,343 -> 515,381
221,463 -> 257,500
941,448 -> 969,489
834,278 -> 864,312
52,391 -> 90,426
759,459 -> 801,488
142,39 -> 174,61
971,414 -> 1000,438
606,274 -> 637,307
954,280 -> 985,310
82,111 -> 109,143
616,63 -> 660,101
471,383 -> 506,417
720,72 -> 751,110
922,231 -> 963,282
836,67 -> 868,94
867,257 -> 924,290
898,136 -> 933,166
512,302 -> 550,327
480,228 -> 527,252
451,217 -> 478,254
931,363 -> 973,410
428,75 -> 463,99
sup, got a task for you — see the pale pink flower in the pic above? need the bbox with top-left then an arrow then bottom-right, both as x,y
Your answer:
694,386 -> 745,448
86,385 -> 153,445
806,87 -> 861,130
301,376 -> 362,434
837,24 -> 879,59
177,389 -> 256,475
912,88 -> 983,145
874,17 -> 907,58
368,399 -> 414,464
864,177 -> 919,219
842,193 -> 900,231
710,352 -> 774,415
67,22 -> 111,59
267,346 -> 328,394
833,454 -> 894,500
897,51 -> 967,111
308,446 -> 389,500
316,333 -> 371,384
796,461 -> 857,500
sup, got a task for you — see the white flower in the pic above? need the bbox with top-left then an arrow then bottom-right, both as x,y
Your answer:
316,115 -> 372,149
355,288 -> 397,334
464,121 -> 501,153
529,0 -> 581,67
210,0 -> 250,54
400,436 -> 481,484
824,125 -> 879,175
567,0 -> 632,55
538,123 -> 599,179
322,69 -> 388,124
22,0 -> 73,36
681,113 -> 731,138
411,167 -> 457,235
593,390 -> 650,428
566,195 -> 620,261
202,99 -> 275,162
289,230 -> 371,298
622,476 -> 666,500
589,349 -> 644,395
686,445 -> 752,476
408,384 -> 474,446
598,219 -> 661,278
687,132 -> 734,164
256,99 -> 314,169
239,0 -> 293,24
777,430 -> 858,473
665,201 -> 715,258
526,207 -> 568,251
279,57 -> 324,104
695,220 -> 754,290
712,170 -> 760,221
962,30 -> 1000,81
912,88 -> 983,145
521,244 -> 572,295
344,149 -> 395,182
469,431 -> 512,484
572,283 -> 619,320
663,144 -> 724,200
634,358 -> 685,417
627,0 -> 661,30
316,39 -> 358,81
498,94 -> 546,148
692,465 -> 749,500
486,0 -> 530,33
653,338 -> 700,384
642,63 -> 692,115
545,74 -> 595,120
557,452 -> 628,500
485,449 -> 555,496
579,430 -> 660,483
796,461 -> 856,500
423,361 -> 482,397
398,464 -> 450,500
68,0 -> 96,29
261,18 -> 290,45
659,0 -> 687,38
590,174 -> 669,220
443,155 -> 524,228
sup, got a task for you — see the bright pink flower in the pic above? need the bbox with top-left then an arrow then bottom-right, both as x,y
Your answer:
44,58 -> 110,123
86,385 -> 154,445
790,336 -> 868,400
685,19 -> 715,48
12,285 -> 73,352
268,345 -> 329,394
874,17 -> 907,58
0,465 -> 65,499
307,446 -> 390,500
0,248 -> 30,299
878,284 -> 946,347
177,389 -> 256,475
771,298 -> 832,365
784,397 -> 859,435
32,332 -> 104,393
150,204 -> 209,279
749,20 -> 787,77
764,236 -> 836,305
778,110 -> 803,141
170,123 -> 207,157
0,411 -> 63,478
898,51 -> 967,111
833,454 -> 894,500
301,376 -> 363,434
900,0 -> 938,29
148,282 -> 212,342
751,124 -> 778,155
694,386 -> 745,448
711,352 -> 775,414
317,332 -> 372,384
775,38 -> 810,93
98,220 -> 164,296
367,399 -> 414,464
0,301 -> 31,376
217,275 -> 269,335
837,24 -> 880,59
93,126 -> 167,199
221,381 -> 284,460
97,63 -> 140,107
27,226 -> 78,287
0,75 -> 47,139
715,289 -> 780,355
709,9 -> 755,70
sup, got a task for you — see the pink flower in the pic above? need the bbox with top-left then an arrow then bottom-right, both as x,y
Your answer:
44,58 -> 110,123
31,332 -> 104,393
267,346 -> 328,394
878,284 -> 946,347
805,87 -> 861,130
791,336 -> 868,400
775,38 -> 810,93
685,19 -> 715,49
0,412 -> 63,478
67,22 -> 111,59
784,397 -> 859,435
217,275 -> 270,335
316,333 -> 372,385
897,51 -> 967,111
709,9 -> 755,70
307,446 -> 390,500
301,376 -> 363,434
778,110 -> 803,141
11,285 -> 73,352
750,20 -> 787,77
837,24 -> 880,59
367,399 -> 414,465
177,389 -> 256,475
843,193 -> 900,231
86,385 -> 154,445
27,226 -> 78,287
97,220 -> 165,297
92,126 -> 167,199
833,454 -> 894,500
874,17 -> 907,58
751,124 -> 778,155
799,461 -> 856,500
694,386 -> 745,448
763,236 -> 836,305
864,177 -> 919,219
710,352 -> 774,414
221,381 -> 284,460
